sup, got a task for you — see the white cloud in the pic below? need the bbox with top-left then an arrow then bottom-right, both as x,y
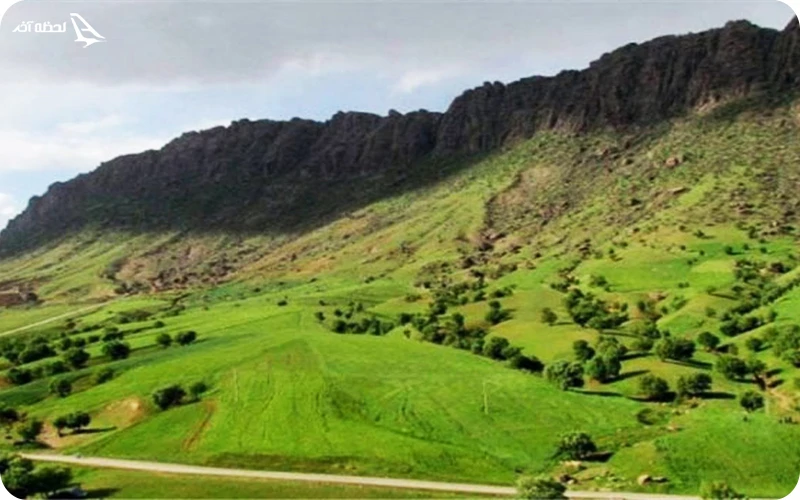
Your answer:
393,67 -> 464,94
0,193 -> 18,230
56,114 -> 127,135
0,128 -> 167,173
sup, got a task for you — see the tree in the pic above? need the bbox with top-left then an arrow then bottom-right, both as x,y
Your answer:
654,337 -> 695,362
31,465 -> 73,497
17,419 -> 43,443
485,301 -> 511,325
744,337 -> 763,353
49,378 -> 72,398
63,348 -> 90,369
508,354 -> 544,373
700,481 -> 745,499
152,385 -> 186,410
584,353 -> 621,383
676,373 -> 712,398
639,374 -> 670,401
102,340 -> 131,360
53,415 -> 69,436
189,381 -> 209,400
0,405 -> 20,435
545,360 -> 584,390
156,333 -> 173,348
541,308 -> 558,326
94,367 -> 114,385
697,331 -> 721,352
0,456 -> 36,497
516,475 -> 566,499
65,412 -> 91,432
556,431 -> 597,460
7,367 -> 33,385
176,331 -> 198,346
716,355 -> 748,381
739,390 -> 764,412
483,336 -> 512,360
572,340 -> 595,362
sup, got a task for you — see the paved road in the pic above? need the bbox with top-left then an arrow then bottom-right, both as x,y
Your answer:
21,453 -> 702,499
0,303 -> 107,338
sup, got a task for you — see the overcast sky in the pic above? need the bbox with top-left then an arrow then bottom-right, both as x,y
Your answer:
0,0 -> 795,229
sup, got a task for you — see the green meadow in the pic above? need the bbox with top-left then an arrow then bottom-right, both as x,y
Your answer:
1,99 -> 800,498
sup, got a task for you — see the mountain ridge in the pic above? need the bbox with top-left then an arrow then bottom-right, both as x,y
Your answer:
2,17 -> 798,256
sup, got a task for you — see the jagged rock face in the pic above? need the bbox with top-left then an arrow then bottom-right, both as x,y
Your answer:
2,18 -> 799,255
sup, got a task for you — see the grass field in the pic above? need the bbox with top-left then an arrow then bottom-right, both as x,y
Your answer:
1,100 -> 800,498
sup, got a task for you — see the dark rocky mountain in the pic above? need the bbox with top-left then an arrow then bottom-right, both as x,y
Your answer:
2,18 -> 799,255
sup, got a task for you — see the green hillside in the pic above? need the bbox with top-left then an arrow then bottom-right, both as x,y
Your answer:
1,97 -> 800,498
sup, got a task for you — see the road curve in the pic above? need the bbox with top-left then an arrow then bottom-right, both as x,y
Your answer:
21,453 -> 702,499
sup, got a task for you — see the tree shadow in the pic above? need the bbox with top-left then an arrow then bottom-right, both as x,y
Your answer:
667,359 -> 712,369
585,451 -> 614,463
616,369 -> 649,381
579,390 -> 624,398
767,368 -> 783,378
86,488 -> 121,499
698,391 -> 736,400
622,352 -> 650,361
74,426 -> 116,435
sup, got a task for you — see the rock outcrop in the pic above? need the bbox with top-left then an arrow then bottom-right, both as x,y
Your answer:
2,18 -> 799,255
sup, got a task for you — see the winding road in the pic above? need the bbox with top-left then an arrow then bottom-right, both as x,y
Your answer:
0,303 -> 108,338
21,453 -> 704,499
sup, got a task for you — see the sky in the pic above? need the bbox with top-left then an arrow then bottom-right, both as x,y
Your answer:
0,0 -> 795,230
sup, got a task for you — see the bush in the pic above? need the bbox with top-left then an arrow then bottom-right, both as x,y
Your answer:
189,381 -> 209,400
697,331 -> 721,351
49,378 -> 72,398
482,336 -> 512,360
516,475 -> 566,499
676,373 -> 712,398
93,368 -> 114,385
102,341 -> 131,360
508,354 -> 543,373
639,374 -> 670,401
62,348 -> 90,369
156,333 -> 172,348
584,354 -> 621,383
545,361 -> 584,390
699,481 -> 745,499
152,385 -> 187,410
541,308 -> 558,326
556,431 -> 597,460
176,331 -> 198,346
739,390 -> 764,412
572,340 -> 595,362
716,355 -> 748,381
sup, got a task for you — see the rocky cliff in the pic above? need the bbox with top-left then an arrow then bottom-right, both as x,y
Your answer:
2,18 -> 798,255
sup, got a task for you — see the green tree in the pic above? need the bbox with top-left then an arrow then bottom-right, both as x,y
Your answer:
739,390 -> 764,412
545,360 -> 585,390
639,374 -> 670,401
483,336 -> 512,360
53,415 -> 69,436
63,348 -> 90,369
102,340 -> 131,360
556,431 -> 597,460
65,412 -> 91,432
572,340 -> 595,362
49,378 -> 72,398
516,475 -> 566,499
541,308 -> 558,326
176,331 -> 198,346
654,337 -> 695,362
716,355 -> 748,381
94,367 -> 115,385
31,465 -> 73,497
0,405 -> 20,435
152,385 -> 186,410
697,331 -> 721,352
744,337 -> 763,353
190,381 -> 209,400
16,419 -> 43,443
156,333 -> 172,348
584,353 -> 621,383
676,373 -> 712,398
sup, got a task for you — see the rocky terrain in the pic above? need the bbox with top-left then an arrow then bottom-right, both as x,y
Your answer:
1,18 -> 798,255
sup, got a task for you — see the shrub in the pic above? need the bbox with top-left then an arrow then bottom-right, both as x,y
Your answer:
93,368 -> 114,385
516,475 -> 566,499
152,385 -> 186,410
48,378 -> 72,398
556,431 -> 597,460
156,333 -> 172,348
545,361 -> 584,390
102,341 -> 131,360
639,374 -> 670,401
676,373 -> 712,398
541,308 -> 558,326
739,390 -> 764,412
176,331 -> 198,346
700,481 -> 745,499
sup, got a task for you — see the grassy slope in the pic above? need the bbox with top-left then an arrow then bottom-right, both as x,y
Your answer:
1,99 -> 800,497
